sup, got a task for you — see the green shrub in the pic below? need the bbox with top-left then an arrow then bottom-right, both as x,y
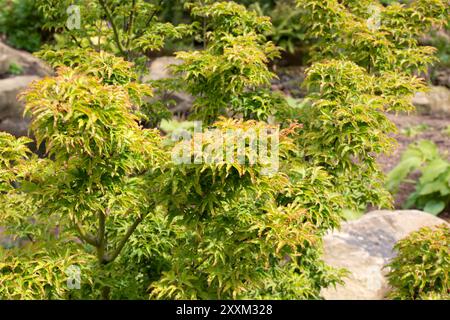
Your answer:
0,0 -> 447,300
0,50 -> 168,299
293,0 -> 448,211
0,46 -> 344,300
428,16 -> 450,68
386,140 -> 450,215
6,62 -> 24,76
386,224 -> 450,300
35,0 -> 192,126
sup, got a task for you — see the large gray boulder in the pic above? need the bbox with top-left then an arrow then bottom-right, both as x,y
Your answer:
0,76 -> 40,136
412,86 -> 450,118
321,210 -> 449,300
0,41 -> 51,137
0,41 -> 51,77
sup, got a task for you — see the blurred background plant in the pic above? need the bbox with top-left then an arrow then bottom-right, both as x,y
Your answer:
386,140 -> 450,215
6,62 -> 23,76
400,124 -> 429,138
0,0 -> 50,52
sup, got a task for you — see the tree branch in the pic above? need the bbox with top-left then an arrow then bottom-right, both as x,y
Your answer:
98,0 -> 126,56
97,210 -> 107,263
104,214 -> 143,263
26,234 -> 35,243
73,219 -> 98,247
125,0 -> 137,54
65,26 -> 83,48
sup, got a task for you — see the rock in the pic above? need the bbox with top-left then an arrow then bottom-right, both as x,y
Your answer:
142,56 -> 193,116
145,56 -> 183,81
0,76 -> 40,136
0,41 -> 52,77
412,86 -> 450,118
321,210 -> 449,300
433,68 -> 450,89
0,53 -> 9,75
0,42 -> 50,136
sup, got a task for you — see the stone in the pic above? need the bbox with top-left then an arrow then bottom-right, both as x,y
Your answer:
0,42 -> 50,136
412,86 -> 450,118
0,41 -> 52,77
321,210 -> 449,300
145,56 -> 183,81
433,68 -> 450,89
142,56 -> 193,116
0,76 -> 40,136
0,53 -> 9,75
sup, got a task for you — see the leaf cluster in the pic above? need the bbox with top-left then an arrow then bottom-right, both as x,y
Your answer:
386,224 -> 450,300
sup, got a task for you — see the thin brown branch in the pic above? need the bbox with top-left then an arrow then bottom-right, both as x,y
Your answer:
73,219 -> 98,246
125,0 -> 137,53
98,0 -> 126,56
97,210 -> 107,263
65,26 -> 83,49
104,214 -> 143,263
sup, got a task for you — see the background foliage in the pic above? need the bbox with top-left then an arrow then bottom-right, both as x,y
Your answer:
387,140 -> 450,215
0,0 -> 48,52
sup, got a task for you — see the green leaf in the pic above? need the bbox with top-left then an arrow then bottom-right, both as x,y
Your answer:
423,200 -> 446,215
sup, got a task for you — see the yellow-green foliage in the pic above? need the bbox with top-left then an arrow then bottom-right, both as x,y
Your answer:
150,119 -> 345,299
0,51 -> 169,299
0,48 -> 344,299
293,0 -> 448,211
174,1 -> 286,123
0,133 -> 32,192
0,0 -> 448,300
0,243 -> 95,300
386,224 -> 450,300
296,0 -> 448,115
296,0 -> 448,73
36,0 -> 190,65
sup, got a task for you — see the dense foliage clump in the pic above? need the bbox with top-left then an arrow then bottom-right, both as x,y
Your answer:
386,224 -> 450,300
173,1 -> 288,123
294,0 -> 448,211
